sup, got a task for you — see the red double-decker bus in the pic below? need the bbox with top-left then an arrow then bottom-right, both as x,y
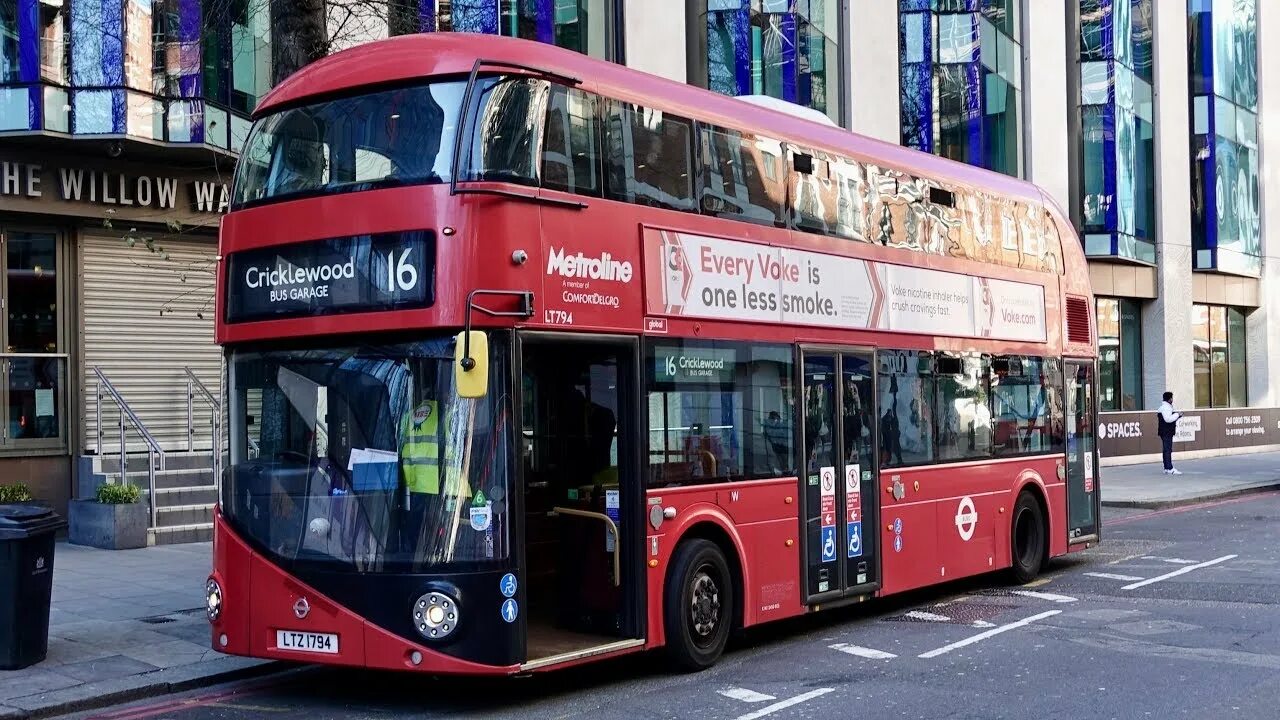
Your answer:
207,32 -> 1101,675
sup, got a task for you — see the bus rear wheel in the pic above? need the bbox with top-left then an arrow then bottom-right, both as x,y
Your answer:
1010,491 -> 1047,584
664,539 -> 733,671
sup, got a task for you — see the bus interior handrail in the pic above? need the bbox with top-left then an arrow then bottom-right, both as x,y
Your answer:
548,506 -> 621,587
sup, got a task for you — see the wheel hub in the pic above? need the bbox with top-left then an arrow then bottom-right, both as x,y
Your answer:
690,570 -> 721,637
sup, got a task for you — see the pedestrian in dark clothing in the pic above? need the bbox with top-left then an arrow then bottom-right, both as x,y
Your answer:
1157,391 -> 1183,475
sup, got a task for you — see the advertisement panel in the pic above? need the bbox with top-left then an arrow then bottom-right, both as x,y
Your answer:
1097,408 -> 1280,458
644,228 -> 1046,343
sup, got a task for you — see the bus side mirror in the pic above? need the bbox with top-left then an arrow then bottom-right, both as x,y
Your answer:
454,331 -> 489,399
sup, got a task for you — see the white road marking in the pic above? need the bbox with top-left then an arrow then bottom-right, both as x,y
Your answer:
1084,572 -> 1146,581
905,610 -> 953,622
918,610 -> 1061,659
1122,555 -> 1238,590
972,620 -> 996,628
1011,590 -> 1078,603
830,643 -> 897,659
719,687 -> 776,703
1142,556 -> 1199,565
732,689 -> 835,720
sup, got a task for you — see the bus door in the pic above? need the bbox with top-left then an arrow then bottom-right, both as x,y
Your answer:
516,333 -> 645,669
1065,361 -> 1101,542
799,348 -> 881,602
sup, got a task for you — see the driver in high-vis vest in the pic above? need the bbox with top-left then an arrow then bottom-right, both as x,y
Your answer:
399,390 -> 471,555
401,398 -> 444,496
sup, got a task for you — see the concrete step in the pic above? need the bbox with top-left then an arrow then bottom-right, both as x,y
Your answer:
94,451 -> 218,474
150,523 -> 213,545
149,486 -> 219,508
111,468 -> 216,490
155,504 -> 214,528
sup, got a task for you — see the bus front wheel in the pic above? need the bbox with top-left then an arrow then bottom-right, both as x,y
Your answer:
1010,491 -> 1047,584
664,539 -> 733,671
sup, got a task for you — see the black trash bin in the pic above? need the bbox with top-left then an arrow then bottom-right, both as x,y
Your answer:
0,503 -> 66,670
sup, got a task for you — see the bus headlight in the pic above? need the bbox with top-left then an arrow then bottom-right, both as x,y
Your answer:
206,578 -> 223,622
413,592 -> 458,640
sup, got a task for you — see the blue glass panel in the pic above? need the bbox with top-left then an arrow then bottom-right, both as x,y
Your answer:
0,87 -> 31,130
17,0 -> 38,82
452,0 -> 499,34
177,0 -> 202,97
900,3 -> 1020,175
534,0 -> 554,43
779,11 -> 797,103
418,0 -> 436,32
72,89 -> 118,133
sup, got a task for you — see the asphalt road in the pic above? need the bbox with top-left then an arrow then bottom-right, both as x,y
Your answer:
64,491 -> 1280,720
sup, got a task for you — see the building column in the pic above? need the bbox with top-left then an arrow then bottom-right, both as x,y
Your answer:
1247,1 -> 1280,407
845,0 -> 899,142
627,0 -> 686,83
1144,0 -> 1195,408
1022,0 -> 1069,207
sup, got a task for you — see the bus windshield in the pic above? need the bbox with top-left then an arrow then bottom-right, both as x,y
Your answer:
223,335 -> 513,573
233,81 -> 468,206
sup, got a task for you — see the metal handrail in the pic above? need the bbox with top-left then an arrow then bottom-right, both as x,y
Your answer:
549,507 -> 621,587
93,366 -> 166,527
184,367 -> 222,487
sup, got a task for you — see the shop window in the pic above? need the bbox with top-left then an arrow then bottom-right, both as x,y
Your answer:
2,229 -> 66,449
1192,303 -> 1248,408
1096,297 -> 1143,411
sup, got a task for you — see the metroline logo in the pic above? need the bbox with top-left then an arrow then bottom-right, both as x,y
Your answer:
547,247 -> 634,283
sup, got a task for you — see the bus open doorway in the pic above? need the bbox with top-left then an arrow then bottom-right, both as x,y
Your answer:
518,335 -> 644,668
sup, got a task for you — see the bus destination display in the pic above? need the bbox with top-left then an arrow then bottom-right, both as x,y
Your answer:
226,231 -> 434,322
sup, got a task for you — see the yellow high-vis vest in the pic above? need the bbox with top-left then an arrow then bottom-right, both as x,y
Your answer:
400,400 -> 467,497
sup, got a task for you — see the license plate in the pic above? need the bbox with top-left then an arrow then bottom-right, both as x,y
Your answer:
275,630 -> 338,654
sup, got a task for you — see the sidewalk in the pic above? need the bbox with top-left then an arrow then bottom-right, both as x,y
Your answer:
1101,449 -> 1280,509
0,542 -> 276,720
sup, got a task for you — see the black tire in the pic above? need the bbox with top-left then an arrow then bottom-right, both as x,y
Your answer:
1010,491 -> 1047,584
664,539 -> 734,671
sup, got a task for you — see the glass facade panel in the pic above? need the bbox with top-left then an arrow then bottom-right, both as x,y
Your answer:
692,0 -> 843,125
1188,0 -> 1260,276
1077,0 -> 1155,264
0,0 -> 268,148
1227,308 -> 1247,407
1095,297 -> 1142,412
1192,303 -> 1247,408
392,0 -> 618,61
900,0 -> 1023,177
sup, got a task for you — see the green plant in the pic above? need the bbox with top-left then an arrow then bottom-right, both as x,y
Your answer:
96,483 -> 142,504
0,483 -> 33,503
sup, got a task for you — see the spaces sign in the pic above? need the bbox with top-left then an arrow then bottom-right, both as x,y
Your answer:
1097,408 -> 1280,457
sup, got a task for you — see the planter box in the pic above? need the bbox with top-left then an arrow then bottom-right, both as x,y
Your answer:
68,499 -> 148,550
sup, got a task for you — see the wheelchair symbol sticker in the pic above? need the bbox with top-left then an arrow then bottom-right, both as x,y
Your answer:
820,526 -> 837,563
500,573 -> 517,598
847,522 -> 863,559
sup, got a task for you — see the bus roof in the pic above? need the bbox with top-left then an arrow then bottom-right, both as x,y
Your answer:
255,33 -> 1053,212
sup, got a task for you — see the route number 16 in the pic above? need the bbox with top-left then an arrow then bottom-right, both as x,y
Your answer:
386,248 -> 418,292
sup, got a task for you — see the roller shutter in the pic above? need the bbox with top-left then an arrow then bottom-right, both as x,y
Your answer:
81,233 -> 222,453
